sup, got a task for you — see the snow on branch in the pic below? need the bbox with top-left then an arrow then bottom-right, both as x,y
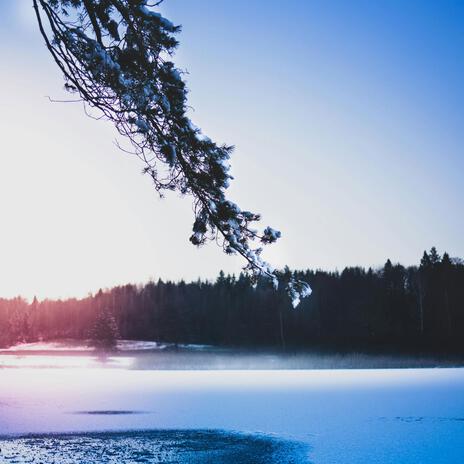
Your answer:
33,0 -> 311,306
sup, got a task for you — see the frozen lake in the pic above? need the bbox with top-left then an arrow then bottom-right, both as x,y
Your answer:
0,348 -> 463,463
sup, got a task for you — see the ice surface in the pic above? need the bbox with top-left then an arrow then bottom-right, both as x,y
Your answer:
0,430 -> 308,464
0,367 -> 464,463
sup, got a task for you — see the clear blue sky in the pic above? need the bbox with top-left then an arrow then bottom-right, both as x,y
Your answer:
0,0 -> 463,299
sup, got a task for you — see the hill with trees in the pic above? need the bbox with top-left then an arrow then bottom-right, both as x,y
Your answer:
1,248 -> 463,354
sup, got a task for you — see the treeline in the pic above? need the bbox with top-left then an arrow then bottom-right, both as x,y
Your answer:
1,247 -> 463,353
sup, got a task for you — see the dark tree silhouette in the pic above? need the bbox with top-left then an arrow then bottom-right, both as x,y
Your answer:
32,0 -> 310,306
1,248 -> 463,354
89,308 -> 120,350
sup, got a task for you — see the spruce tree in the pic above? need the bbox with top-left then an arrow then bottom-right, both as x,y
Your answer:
89,308 -> 120,350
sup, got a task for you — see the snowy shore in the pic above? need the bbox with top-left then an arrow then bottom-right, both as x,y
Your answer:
1,339 -> 462,370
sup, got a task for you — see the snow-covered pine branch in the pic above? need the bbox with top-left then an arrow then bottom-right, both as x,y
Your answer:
33,0 -> 311,307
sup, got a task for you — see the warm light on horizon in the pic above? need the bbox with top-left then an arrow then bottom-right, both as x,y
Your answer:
0,0 -> 463,300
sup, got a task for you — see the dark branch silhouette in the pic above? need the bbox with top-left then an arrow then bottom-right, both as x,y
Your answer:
32,0 -> 311,306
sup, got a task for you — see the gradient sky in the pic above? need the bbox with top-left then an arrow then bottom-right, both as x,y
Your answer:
0,0 -> 463,299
